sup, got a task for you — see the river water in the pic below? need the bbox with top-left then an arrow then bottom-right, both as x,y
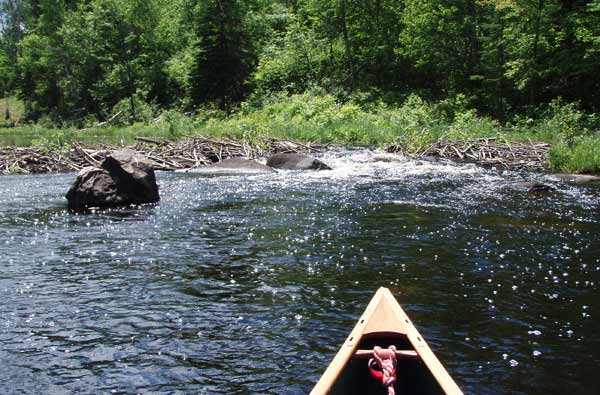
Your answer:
1,149 -> 599,394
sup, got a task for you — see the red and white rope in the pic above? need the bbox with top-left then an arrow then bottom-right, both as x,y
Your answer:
368,345 -> 398,395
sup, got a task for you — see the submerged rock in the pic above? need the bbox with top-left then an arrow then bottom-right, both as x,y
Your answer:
549,174 -> 600,185
511,181 -> 555,193
266,153 -> 331,170
66,149 -> 159,211
371,154 -> 407,163
177,158 -> 275,176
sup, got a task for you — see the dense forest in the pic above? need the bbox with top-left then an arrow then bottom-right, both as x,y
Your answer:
1,0 -> 599,123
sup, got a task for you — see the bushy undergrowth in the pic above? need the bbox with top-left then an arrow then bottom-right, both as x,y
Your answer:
1,93 -> 599,173
549,138 -> 600,173
0,96 -> 24,126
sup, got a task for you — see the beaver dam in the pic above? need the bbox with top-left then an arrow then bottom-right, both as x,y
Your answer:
0,136 -> 325,174
1,136 -> 551,175
388,138 -> 551,172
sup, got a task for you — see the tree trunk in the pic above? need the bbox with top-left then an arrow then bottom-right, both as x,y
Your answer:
216,0 -> 230,111
530,0 -> 545,106
127,63 -> 136,121
497,17 -> 506,121
5,95 -> 10,121
338,0 -> 355,90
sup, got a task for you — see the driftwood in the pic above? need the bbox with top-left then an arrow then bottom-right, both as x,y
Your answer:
77,110 -> 123,132
388,138 -> 550,171
0,146 -> 83,174
0,136 -> 325,175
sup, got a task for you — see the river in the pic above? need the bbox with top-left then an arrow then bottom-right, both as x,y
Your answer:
1,149 -> 599,394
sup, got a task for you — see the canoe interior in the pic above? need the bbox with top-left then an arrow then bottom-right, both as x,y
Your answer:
329,332 -> 445,395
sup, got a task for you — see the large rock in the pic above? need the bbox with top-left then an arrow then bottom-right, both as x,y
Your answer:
177,158 -> 275,176
266,153 -> 331,170
65,167 -> 120,209
66,149 -> 159,211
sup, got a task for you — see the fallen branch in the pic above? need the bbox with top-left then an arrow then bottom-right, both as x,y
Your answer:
77,111 -> 123,132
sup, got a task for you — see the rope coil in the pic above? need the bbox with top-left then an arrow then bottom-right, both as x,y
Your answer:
368,345 -> 397,395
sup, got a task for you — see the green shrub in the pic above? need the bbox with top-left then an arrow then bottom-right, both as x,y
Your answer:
30,128 -> 71,151
528,99 -> 589,144
155,110 -> 197,138
548,142 -> 571,171
111,92 -> 155,124
446,110 -> 502,140
435,93 -> 470,120
548,136 -> 600,173
253,20 -> 340,96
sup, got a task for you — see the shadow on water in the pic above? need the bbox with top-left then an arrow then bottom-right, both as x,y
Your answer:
193,198 -> 283,213
1,149 -> 599,394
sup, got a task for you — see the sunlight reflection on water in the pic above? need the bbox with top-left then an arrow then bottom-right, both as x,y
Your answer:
1,149 -> 599,394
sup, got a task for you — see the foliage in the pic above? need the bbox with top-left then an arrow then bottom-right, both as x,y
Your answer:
253,18 -> 339,95
30,129 -> 72,152
1,0 -> 599,122
1,0 -> 600,172
549,137 -> 600,173
0,96 -> 24,125
532,99 -> 594,145
111,91 -> 156,124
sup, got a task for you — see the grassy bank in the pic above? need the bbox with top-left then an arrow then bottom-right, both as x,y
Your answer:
1,93 -> 599,173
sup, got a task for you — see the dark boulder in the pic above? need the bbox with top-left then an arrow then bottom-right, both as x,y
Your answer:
66,149 -> 159,211
527,183 -> 554,193
65,167 -> 120,209
266,153 -> 331,170
101,149 -> 160,202
177,158 -> 275,176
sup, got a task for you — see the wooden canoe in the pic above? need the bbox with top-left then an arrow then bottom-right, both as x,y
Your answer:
310,287 -> 463,395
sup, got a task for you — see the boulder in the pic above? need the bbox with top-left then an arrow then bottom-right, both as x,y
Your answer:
177,158 -> 275,176
66,149 -> 159,211
65,167 -> 120,210
266,153 -> 331,170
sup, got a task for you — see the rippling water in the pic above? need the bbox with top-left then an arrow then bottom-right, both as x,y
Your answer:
1,149 -> 599,394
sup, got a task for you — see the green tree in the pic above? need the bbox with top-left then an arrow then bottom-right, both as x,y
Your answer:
1,0 -> 28,119
190,0 -> 258,110
0,51 -> 14,119
399,0 -> 480,98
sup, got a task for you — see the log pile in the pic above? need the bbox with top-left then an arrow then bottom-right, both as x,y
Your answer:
389,138 -> 551,171
0,146 -> 82,174
0,136 -> 325,175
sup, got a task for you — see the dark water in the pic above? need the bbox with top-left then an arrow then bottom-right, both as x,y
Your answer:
1,150 -> 599,395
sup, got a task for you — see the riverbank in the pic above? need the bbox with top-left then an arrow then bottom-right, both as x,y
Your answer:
1,93 -> 599,174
